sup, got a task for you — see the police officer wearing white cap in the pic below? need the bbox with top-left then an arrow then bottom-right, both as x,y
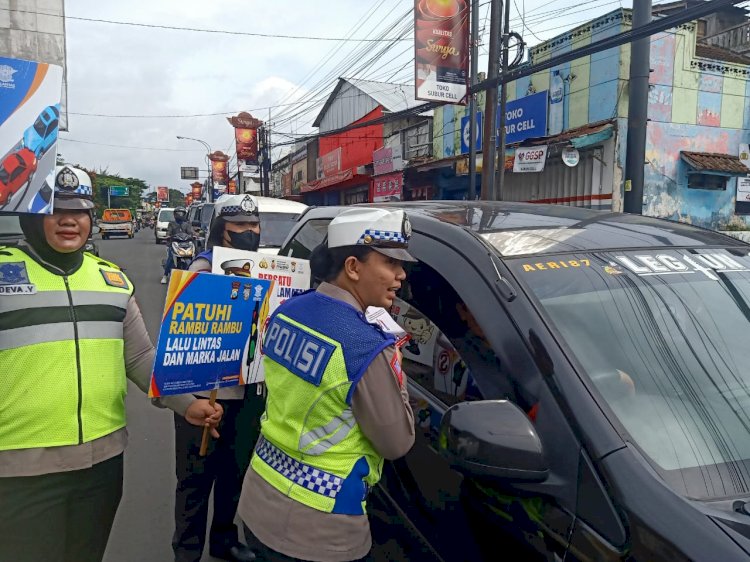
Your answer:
171,193 -> 262,562
0,166 -> 223,562
238,208 -> 416,562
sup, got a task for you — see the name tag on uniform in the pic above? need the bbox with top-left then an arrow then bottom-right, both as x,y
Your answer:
0,262 -> 36,294
100,269 -> 129,290
264,316 -> 335,386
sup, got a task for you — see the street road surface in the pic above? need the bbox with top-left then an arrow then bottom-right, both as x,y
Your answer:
98,228 -> 426,562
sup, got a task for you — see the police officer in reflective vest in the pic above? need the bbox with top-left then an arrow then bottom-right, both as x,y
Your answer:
238,208 -> 417,562
0,166 -> 223,562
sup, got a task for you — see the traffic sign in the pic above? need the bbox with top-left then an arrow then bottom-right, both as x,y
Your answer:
110,185 -> 129,196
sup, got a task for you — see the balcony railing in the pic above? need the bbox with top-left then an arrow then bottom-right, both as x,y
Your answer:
702,21 -> 750,54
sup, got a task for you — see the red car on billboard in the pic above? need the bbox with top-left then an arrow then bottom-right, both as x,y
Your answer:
0,148 -> 37,206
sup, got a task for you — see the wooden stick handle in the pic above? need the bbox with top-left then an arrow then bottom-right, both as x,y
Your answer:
199,389 -> 218,457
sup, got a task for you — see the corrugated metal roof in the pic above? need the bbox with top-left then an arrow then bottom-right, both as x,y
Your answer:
681,151 -> 750,174
695,44 -> 750,65
313,78 -> 431,128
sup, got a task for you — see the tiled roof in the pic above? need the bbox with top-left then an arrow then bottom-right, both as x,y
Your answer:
681,151 -> 750,174
695,44 -> 750,66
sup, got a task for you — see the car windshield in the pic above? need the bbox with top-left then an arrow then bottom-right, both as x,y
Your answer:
260,212 -> 300,248
0,214 -> 22,237
33,119 -> 46,137
159,210 -> 175,223
509,248 -> 750,500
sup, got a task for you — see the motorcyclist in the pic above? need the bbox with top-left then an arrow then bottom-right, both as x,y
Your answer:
161,206 -> 193,284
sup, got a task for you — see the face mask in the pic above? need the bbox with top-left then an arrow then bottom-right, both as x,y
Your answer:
227,229 -> 260,251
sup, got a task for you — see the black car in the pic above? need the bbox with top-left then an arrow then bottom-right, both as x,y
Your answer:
279,201 -> 750,562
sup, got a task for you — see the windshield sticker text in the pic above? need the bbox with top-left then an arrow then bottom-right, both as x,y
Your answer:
614,253 -> 750,281
522,259 -> 590,272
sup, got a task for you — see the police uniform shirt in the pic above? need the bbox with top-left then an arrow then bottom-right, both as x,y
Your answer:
238,282 -> 415,562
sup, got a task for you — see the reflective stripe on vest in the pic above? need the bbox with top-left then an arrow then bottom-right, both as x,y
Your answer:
0,248 -> 133,451
251,292 -> 394,515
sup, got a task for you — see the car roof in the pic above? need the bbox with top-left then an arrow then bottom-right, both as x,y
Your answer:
255,196 -> 307,214
298,201 -> 747,257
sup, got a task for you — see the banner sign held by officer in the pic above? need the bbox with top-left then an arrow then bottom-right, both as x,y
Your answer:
211,247 -> 311,384
149,269 -> 272,397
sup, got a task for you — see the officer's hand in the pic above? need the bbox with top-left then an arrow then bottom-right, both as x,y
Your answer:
185,399 -> 224,438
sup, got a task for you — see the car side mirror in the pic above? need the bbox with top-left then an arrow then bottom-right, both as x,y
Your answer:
439,400 -> 548,483
91,225 -> 101,235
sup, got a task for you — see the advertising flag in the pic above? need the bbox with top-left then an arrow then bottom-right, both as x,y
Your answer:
212,247 -> 310,384
414,0 -> 469,104
209,151 -> 230,184
149,270 -> 272,397
0,56 -> 63,214
228,112 -> 262,165
157,186 -> 169,202
228,179 -> 237,194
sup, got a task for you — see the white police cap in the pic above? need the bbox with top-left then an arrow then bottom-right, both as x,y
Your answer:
214,194 -> 260,223
327,208 -> 416,262
53,165 -> 95,210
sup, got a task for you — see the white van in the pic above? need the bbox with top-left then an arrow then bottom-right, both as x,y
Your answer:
208,196 -> 307,255
155,207 -> 175,243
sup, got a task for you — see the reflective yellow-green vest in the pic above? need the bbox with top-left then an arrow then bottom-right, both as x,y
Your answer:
250,290 -> 395,515
0,247 -> 133,451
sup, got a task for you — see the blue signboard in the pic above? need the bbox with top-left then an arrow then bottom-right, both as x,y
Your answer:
110,185 -> 129,196
149,270 -> 272,397
460,112 -> 482,154
497,90 -> 548,144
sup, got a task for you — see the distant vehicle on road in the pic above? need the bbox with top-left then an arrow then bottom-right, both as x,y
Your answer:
99,208 -> 134,239
0,148 -> 37,207
155,207 -> 175,243
23,105 -> 60,158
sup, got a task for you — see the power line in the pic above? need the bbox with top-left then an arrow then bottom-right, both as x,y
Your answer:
59,137 -> 202,151
1,7 -> 412,42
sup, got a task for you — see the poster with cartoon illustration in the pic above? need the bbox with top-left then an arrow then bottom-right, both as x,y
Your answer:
211,247 -> 310,384
0,57 -> 63,214
149,269 -> 272,397
388,297 -> 438,367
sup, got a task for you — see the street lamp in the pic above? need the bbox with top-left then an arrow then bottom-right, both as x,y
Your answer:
177,135 -> 213,202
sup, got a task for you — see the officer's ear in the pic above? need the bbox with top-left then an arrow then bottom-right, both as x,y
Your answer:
342,255 -> 361,282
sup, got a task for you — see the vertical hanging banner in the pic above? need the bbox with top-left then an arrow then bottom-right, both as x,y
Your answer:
149,269 -> 273,397
227,112 -> 262,164
191,181 -> 203,200
209,151 -> 230,185
0,56 -> 63,214
157,186 -> 169,202
414,0 -> 469,104
185,193 -> 194,206
211,247 -> 311,384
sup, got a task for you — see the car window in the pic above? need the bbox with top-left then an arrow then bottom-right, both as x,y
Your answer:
283,219 -> 330,259
33,120 -> 46,137
10,167 -> 23,182
259,212 -> 300,248
159,210 -> 175,223
200,203 -> 214,225
0,168 -> 10,184
45,119 -> 58,137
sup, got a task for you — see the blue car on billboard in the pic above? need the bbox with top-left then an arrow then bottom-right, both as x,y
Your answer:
23,105 -> 60,158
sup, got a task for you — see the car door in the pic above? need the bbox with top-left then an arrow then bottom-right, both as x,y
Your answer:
379,226 -> 586,562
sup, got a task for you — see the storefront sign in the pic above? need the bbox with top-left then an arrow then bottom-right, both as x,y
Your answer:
316,147 -> 341,179
239,162 -> 260,175
498,91 -> 548,145
414,0 -> 469,104
513,146 -> 548,173
371,172 -> 403,202
373,145 -> 404,175
736,176 -> 750,214
460,112 -> 482,154
562,146 -> 580,167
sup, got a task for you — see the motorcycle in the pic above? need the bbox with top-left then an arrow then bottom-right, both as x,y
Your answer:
169,232 -> 196,270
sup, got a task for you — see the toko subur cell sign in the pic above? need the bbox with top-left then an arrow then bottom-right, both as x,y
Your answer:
496,90 -> 548,144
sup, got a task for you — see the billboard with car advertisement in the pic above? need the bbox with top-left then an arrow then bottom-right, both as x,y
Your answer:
414,0 -> 469,104
0,56 -> 63,214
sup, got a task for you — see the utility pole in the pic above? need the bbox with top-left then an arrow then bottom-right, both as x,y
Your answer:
467,0 -> 480,200
623,0 -> 652,214
481,0 -> 502,200
267,108 -> 273,197
495,0 -> 512,201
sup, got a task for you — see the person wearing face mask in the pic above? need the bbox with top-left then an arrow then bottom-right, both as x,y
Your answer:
170,194 -> 262,562
238,208 -> 417,562
0,166 -> 224,562
161,206 -> 193,284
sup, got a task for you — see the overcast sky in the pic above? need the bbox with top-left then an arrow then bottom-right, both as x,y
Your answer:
58,0 -> 650,193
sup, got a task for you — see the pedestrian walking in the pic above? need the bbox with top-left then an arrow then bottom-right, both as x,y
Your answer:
238,208 -> 417,562
0,166 -> 223,562
170,193 -> 263,562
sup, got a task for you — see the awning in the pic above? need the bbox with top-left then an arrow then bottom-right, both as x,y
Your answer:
300,170 -> 372,193
681,151 -> 750,176
523,120 -> 615,150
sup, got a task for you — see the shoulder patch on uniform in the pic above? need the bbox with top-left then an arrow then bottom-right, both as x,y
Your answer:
390,352 -> 404,388
100,269 -> 129,289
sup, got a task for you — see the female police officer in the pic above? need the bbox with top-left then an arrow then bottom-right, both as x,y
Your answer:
238,208 -> 417,562
171,194 -> 261,562
0,166 -> 223,562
